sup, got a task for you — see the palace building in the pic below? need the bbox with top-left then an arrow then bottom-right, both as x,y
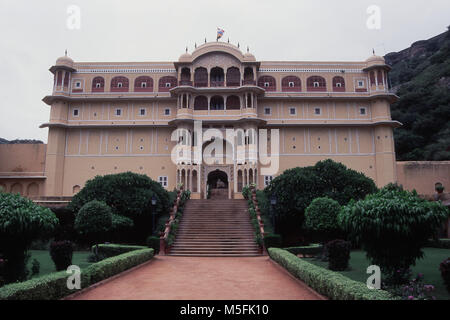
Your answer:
0,41 -> 401,200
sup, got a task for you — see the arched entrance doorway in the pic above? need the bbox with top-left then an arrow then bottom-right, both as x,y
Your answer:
207,170 -> 228,199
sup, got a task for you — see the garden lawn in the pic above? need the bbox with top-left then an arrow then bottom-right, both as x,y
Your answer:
27,250 -> 92,277
305,248 -> 450,300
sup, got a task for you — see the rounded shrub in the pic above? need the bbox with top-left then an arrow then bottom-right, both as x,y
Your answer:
0,193 -> 58,283
265,160 -> 377,240
339,186 -> 449,283
49,240 -> 74,271
326,239 -> 351,271
68,172 -> 171,243
440,257 -> 450,294
146,236 -> 160,254
304,197 -> 341,243
75,200 -> 113,245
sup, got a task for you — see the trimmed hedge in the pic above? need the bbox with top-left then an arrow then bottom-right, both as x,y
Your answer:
268,248 -> 395,300
92,244 -> 147,258
0,247 -> 154,300
426,238 -> 450,249
284,244 -> 323,256
84,248 -> 153,284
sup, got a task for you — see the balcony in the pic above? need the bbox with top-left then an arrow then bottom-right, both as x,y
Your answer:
210,81 -> 225,87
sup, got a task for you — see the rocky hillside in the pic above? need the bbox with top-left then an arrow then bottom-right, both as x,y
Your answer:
385,27 -> 450,161
0,138 -> 43,144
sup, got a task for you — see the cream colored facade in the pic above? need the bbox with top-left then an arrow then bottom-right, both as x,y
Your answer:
38,42 -> 400,199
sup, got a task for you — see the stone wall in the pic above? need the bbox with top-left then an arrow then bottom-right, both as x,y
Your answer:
397,161 -> 450,195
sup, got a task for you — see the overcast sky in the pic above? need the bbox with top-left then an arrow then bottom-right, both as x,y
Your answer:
0,0 -> 449,143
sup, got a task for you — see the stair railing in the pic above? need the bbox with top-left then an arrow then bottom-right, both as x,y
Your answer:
250,186 -> 267,255
159,187 -> 182,255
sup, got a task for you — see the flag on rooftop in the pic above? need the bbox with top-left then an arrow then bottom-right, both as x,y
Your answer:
217,28 -> 225,41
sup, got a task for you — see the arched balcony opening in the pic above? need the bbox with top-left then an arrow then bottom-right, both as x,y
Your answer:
180,68 -> 192,86
194,96 -> 208,110
237,170 -> 243,192
282,76 -> 301,92
210,96 -> 224,110
192,170 -> 198,193
226,67 -> 240,87
92,76 -> 105,92
158,76 -> 177,92
210,67 -> 224,87
332,76 -> 345,92
377,70 -> 383,86
111,76 -> 129,92
307,76 -> 326,92
134,76 -> 153,92
226,95 -> 240,110
243,67 -> 255,85
194,67 -> 208,87
370,71 -> 376,86
258,76 -> 276,92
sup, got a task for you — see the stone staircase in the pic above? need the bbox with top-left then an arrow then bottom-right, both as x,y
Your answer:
169,199 -> 261,257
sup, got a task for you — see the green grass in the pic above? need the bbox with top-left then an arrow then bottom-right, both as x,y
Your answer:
305,248 -> 450,300
27,250 -> 92,278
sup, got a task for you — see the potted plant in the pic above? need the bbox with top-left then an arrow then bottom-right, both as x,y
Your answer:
435,182 -> 445,194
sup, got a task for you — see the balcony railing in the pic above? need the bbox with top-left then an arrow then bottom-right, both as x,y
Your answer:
179,80 -> 193,86
210,81 -> 225,87
242,80 -> 256,86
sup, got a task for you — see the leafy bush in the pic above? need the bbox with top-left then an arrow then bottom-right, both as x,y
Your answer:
265,160 -> 377,240
68,172 -> 171,243
146,236 -> 160,254
390,273 -> 436,300
263,234 -> 282,249
49,241 -> 74,271
74,200 -> 112,245
30,259 -> 40,277
51,207 -> 76,241
325,239 -> 351,271
0,248 -> 153,300
268,248 -> 395,300
242,185 -> 251,200
339,187 -> 449,283
440,257 -> 450,294
0,193 -> 58,283
109,214 -> 134,243
91,244 -> 147,258
304,197 -> 342,243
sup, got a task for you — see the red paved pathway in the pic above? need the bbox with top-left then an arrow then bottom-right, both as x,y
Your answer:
69,256 -> 324,300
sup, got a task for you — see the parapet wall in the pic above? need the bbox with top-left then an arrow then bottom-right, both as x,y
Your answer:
397,161 -> 450,195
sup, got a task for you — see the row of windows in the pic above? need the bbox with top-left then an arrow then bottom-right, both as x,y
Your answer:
72,107 -> 171,117
71,75 -> 365,93
262,106 -> 367,116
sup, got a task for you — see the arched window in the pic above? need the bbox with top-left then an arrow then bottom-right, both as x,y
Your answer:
63,72 -> 70,88
11,183 -> 23,195
194,67 -> 208,87
243,67 -> 255,85
56,71 -> 63,86
332,76 -> 345,92
307,76 -> 326,92
210,67 -> 225,87
226,67 -> 240,87
377,70 -> 383,85
180,68 -> 192,86
92,77 -> 105,92
111,76 -> 129,92
258,76 -> 276,91
158,76 -> 177,92
210,96 -> 224,110
72,185 -> 81,194
134,76 -> 153,92
370,71 -> 376,86
194,96 -> 208,110
27,183 -> 39,197
226,95 -> 240,110
282,76 -> 301,92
